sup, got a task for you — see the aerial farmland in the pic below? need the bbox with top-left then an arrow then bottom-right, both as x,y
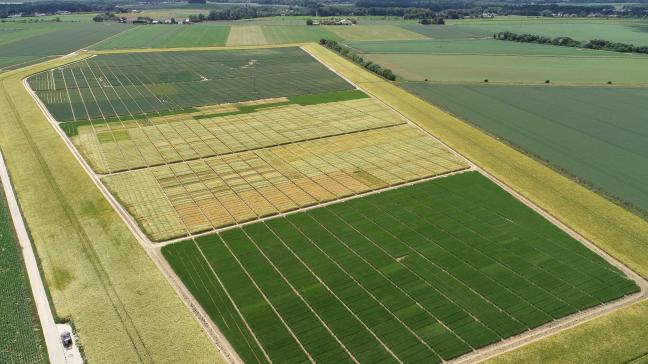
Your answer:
1,1 -> 647,364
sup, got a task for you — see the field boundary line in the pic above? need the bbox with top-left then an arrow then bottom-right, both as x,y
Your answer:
0,149 -> 66,364
302,43 -> 648,364
88,42 -> 307,55
22,77 -> 243,364
210,234 -> 316,363
156,167 -> 471,247
308,211 -> 473,355
240,227 -> 360,363
284,216 -> 441,362
95,123 -> 402,177
83,25 -> 139,51
263,221 -> 405,363
191,239 -> 271,363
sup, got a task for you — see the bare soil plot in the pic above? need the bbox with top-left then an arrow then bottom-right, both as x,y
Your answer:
162,171 -> 639,363
104,125 -> 468,241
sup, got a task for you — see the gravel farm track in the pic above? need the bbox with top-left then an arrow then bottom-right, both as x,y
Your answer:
20,43 -> 648,363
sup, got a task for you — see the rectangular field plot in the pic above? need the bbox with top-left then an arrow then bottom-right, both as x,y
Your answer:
103,125 -> 467,241
162,171 -> 639,363
70,96 -> 403,174
27,47 -> 353,122
401,83 -> 648,216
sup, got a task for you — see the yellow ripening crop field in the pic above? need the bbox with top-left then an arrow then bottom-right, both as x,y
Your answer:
75,98 -> 404,174
103,125 -> 468,241
226,25 -> 268,46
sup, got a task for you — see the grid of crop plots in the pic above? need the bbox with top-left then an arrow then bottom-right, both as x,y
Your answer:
72,98 -> 405,174
27,47 -> 354,122
103,126 -> 469,241
162,172 -> 640,363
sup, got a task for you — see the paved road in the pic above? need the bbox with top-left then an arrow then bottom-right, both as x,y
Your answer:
0,149 -> 67,364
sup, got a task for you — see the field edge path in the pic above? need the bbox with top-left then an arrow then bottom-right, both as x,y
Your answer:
0,149 -> 66,364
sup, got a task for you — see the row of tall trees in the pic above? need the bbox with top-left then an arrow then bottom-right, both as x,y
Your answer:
496,31 -> 648,54
319,39 -> 397,81
1,1 -> 118,19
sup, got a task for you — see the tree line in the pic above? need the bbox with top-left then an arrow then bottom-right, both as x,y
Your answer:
495,31 -> 648,55
319,39 -> 397,81
1,1 -> 117,19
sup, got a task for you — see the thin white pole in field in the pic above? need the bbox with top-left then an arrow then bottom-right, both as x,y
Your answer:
0,149 -> 66,364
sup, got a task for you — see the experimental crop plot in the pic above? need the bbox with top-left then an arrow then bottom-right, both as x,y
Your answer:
27,47 -> 353,122
104,125 -> 468,241
69,96 -> 403,174
162,172 -> 639,364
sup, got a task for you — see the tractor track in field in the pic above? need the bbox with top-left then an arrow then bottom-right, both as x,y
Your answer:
303,44 -> 648,364
2,76 -> 154,364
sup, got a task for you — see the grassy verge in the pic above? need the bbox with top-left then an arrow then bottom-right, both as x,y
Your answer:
303,43 -> 648,361
487,301 -> 648,364
0,57 -> 223,362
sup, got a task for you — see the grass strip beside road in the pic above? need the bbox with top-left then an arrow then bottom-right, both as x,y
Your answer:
487,300 -> 648,364
0,57 -> 223,363
302,43 -> 648,362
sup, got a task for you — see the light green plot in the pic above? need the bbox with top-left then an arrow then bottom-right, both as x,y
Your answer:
364,52 -> 648,84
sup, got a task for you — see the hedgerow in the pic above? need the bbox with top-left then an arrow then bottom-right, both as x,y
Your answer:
319,38 -> 398,81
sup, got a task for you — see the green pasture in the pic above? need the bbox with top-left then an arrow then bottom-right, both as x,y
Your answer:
28,47 -> 354,121
163,171 -> 638,364
0,183 -> 46,364
399,24 -> 492,39
325,24 -> 427,41
364,52 -> 648,84
0,21 -> 130,70
350,38 -> 642,57
402,83 -> 648,216
92,23 -> 230,49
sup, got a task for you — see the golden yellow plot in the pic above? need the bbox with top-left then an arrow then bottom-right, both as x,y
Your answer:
74,98 -> 404,173
103,125 -> 468,241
